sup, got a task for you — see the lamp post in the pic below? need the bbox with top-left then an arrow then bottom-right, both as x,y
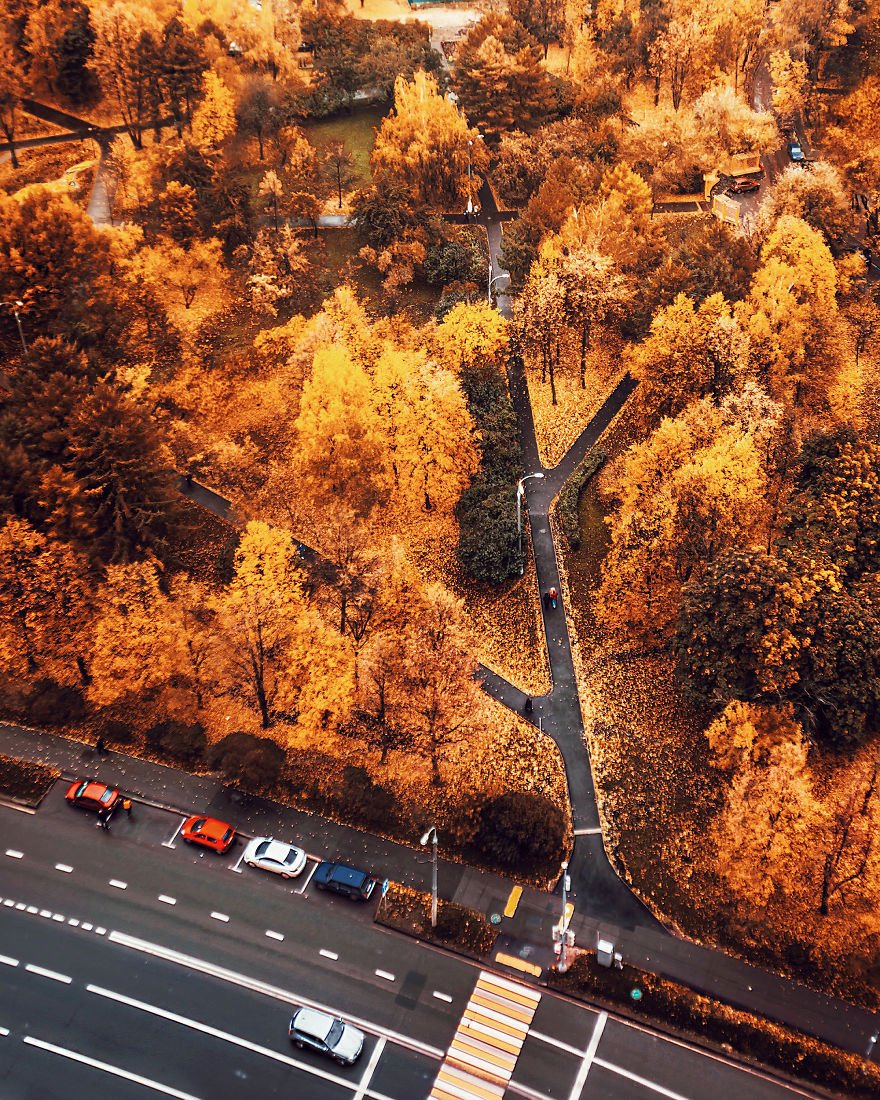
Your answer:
867,1031 -> 879,1061
466,139 -> 473,218
12,300 -> 28,359
517,472 -> 544,575
421,826 -> 438,928
558,860 -> 572,973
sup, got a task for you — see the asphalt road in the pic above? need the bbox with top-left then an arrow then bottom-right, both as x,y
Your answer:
0,788 -> 820,1099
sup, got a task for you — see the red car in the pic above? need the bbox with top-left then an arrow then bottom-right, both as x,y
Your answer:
181,815 -> 236,853
66,780 -> 120,814
727,176 -> 761,195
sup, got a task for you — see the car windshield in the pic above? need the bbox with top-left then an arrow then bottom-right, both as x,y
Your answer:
75,782 -> 88,798
221,828 -> 233,842
327,1020 -> 344,1047
99,789 -> 114,803
282,849 -> 300,865
255,841 -> 271,858
191,818 -> 206,831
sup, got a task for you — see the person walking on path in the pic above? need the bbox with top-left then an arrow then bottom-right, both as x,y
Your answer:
548,586 -> 558,609
122,797 -> 132,815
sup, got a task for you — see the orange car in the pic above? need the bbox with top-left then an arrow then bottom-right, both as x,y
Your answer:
181,815 -> 236,853
66,780 -> 120,814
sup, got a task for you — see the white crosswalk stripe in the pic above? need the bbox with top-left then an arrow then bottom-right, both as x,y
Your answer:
429,970 -> 541,1099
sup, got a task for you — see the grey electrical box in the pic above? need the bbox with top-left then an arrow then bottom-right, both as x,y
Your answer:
597,938 -> 615,967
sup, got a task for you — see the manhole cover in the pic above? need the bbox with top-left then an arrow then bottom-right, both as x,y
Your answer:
490,913 -> 502,925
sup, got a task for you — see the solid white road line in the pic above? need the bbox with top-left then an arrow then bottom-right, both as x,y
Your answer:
375,970 -> 395,982
23,1036 -> 201,1100
55,864 -> 73,874
528,1029 -> 586,1056
210,912 -> 229,923
0,955 -> 19,968
353,1037 -> 386,1100
5,850 -> 23,859
109,880 -> 127,890
229,850 -> 246,874
568,1011 -> 607,1100
594,1058 -> 690,1099
432,991 -> 453,1003
108,930 -> 445,1061
25,964 -> 72,985
319,949 -> 339,961
295,861 -> 318,894
265,930 -> 284,942
158,895 -> 177,906
86,986 -> 396,1099
163,820 -> 184,849
573,827 -> 602,835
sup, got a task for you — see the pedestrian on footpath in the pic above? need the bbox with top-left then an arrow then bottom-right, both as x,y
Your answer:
122,797 -> 132,815
548,586 -> 558,609
95,735 -> 107,756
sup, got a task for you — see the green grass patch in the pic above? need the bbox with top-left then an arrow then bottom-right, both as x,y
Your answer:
0,753 -> 59,806
303,106 -> 388,185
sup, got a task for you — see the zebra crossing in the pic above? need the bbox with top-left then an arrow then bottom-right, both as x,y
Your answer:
429,969 -> 541,1099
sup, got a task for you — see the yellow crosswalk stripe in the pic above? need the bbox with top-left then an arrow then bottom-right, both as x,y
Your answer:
429,970 -> 541,1099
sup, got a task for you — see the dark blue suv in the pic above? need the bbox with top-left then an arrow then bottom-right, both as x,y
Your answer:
313,861 -> 377,901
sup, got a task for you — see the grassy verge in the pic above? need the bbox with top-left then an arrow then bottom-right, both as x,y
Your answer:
550,953 -> 880,1100
375,883 -> 497,958
557,448 -> 607,550
0,753 -> 59,806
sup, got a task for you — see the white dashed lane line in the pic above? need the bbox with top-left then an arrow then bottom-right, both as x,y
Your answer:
0,1027 -> 9,1036
158,895 -> 177,906
265,931 -> 284,942
432,991 -> 453,1003
0,955 -> 19,968
5,850 -> 23,859
319,949 -> 338,961
25,964 -> 72,985
375,970 -> 395,982
210,912 -> 229,923
109,880 -> 127,890
54,864 -> 73,874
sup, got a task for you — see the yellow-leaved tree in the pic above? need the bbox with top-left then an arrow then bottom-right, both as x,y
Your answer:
213,522 -> 353,731
434,301 -> 510,383
190,69 -> 236,153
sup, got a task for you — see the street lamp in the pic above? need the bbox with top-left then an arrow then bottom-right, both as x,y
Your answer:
517,473 -> 544,575
420,826 -> 438,928
11,300 -> 28,359
867,1031 -> 879,1060
488,265 -> 510,305
558,860 -> 572,974
466,139 -> 473,217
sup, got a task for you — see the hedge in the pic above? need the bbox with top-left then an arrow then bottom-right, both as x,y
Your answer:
557,448 -> 606,551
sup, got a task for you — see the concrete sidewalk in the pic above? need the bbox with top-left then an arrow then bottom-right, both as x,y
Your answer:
1,718 -> 876,1060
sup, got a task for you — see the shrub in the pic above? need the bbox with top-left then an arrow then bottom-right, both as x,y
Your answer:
26,678 -> 86,725
145,719 -> 206,766
332,765 -> 402,832
209,731 -> 285,792
424,239 -> 480,287
99,718 -> 136,746
557,448 -> 606,550
475,791 -> 568,877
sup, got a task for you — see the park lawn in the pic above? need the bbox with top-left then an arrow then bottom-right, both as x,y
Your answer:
303,105 -> 387,186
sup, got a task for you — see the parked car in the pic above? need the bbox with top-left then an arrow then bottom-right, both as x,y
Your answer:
65,780 -> 120,814
288,1007 -> 364,1065
181,815 -> 236,853
788,140 -> 806,163
313,861 -> 377,902
727,176 -> 761,195
242,837 -> 307,878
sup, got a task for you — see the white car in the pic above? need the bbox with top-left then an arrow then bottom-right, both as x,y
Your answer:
288,1007 -> 364,1064
243,837 -> 307,878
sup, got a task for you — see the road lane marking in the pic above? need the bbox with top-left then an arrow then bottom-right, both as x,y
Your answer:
86,986 -> 397,1098
23,1036 -> 201,1100
107,931 -> 445,1061
573,827 -> 602,835
163,820 -> 184,848
429,971 -> 540,1099
39,910 -> 52,918
95,927 -> 106,935
0,1027 -> 8,1036
109,880 -> 127,890
158,895 -> 177,906
0,955 -> 19,968
3,899 -> 13,906
25,964 -> 72,985
55,864 -> 73,874
68,919 -> 80,927
594,1057 -> 689,1099
52,913 -> 64,922
210,912 -> 229,923
81,922 -> 93,931
25,905 -> 37,913
527,1029 -> 584,1056
265,930 -> 284,941
432,992 -> 453,1003
295,861 -> 318,894
319,949 -> 338,961
353,1036 -> 386,1100
229,850 -> 246,874
375,970 -> 395,982
5,850 -> 23,859
503,886 -> 522,918
567,1011 -> 607,1100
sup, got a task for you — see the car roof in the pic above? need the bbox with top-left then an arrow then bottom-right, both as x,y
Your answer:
190,816 -> 233,838
293,1007 -> 334,1041
259,840 -> 298,863
82,782 -> 113,799
328,863 -> 368,885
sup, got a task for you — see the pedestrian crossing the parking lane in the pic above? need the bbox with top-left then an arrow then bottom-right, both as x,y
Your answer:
429,969 -> 541,1099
